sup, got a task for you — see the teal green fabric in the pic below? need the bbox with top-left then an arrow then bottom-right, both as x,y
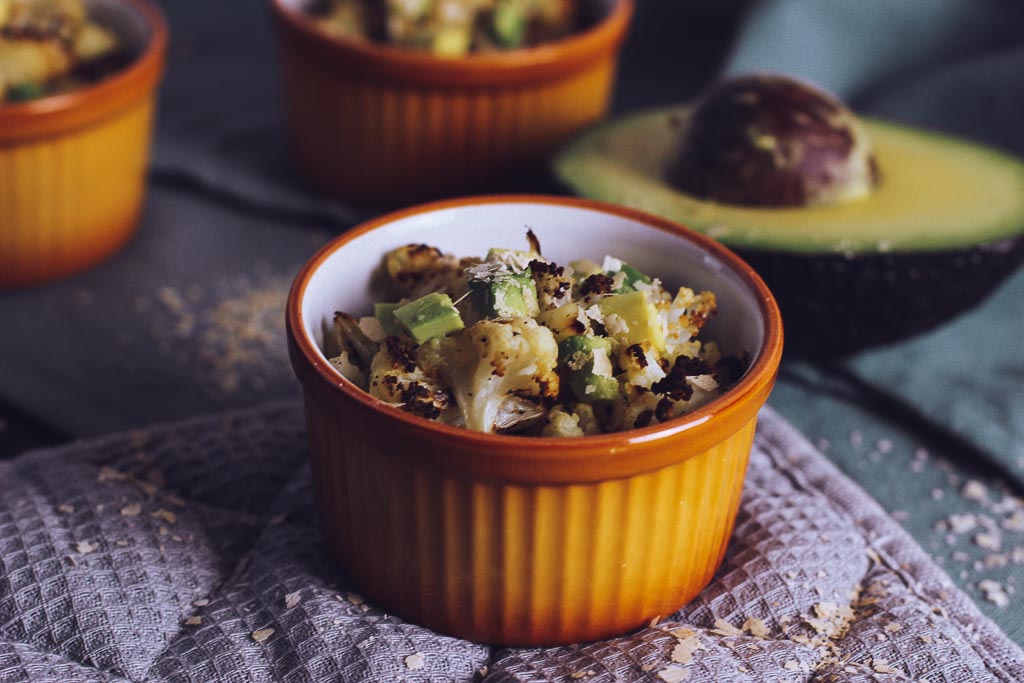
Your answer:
726,0 -> 1024,647
847,269 -> 1024,481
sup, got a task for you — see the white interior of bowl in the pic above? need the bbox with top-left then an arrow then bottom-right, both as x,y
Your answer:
86,0 -> 152,57
301,202 -> 766,375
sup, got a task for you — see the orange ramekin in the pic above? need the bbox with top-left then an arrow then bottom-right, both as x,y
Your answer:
0,0 -> 167,287
286,196 -> 783,646
269,0 -> 634,206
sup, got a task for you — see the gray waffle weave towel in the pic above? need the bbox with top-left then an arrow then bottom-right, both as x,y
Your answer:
1,403 -> 1021,682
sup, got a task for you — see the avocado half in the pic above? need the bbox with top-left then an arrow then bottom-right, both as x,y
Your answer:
554,107 -> 1024,356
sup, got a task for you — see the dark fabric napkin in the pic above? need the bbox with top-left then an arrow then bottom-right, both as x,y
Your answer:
1,402 -> 1022,682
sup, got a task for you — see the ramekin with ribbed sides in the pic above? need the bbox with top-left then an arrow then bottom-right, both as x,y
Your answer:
0,0 -> 167,287
286,196 -> 783,646
269,0 -> 633,207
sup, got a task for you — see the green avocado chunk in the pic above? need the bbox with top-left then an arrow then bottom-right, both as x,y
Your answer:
595,290 -> 666,352
467,263 -> 540,319
393,293 -> 464,343
558,335 -> 620,403
493,0 -> 526,48
6,82 -> 47,102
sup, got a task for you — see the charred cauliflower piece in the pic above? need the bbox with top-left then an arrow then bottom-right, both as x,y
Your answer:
384,243 -> 471,300
529,259 -> 574,310
421,317 -> 559,433
369,336 -> 456,421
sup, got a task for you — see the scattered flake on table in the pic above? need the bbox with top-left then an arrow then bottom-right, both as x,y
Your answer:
145,275 -> 293,397
185,616 -> 202,626
193,599 -> 210,607
671,636 -> 703,664
252,628 -> 275,643
742,616 -> 769,638
57,504 -> 74,514
657,665 -> 690,682
75,541 -> 97,554
570,670 -> 595,679
962,480 -> 988,503
978,580 -> 1010,607
98,466 -> 127,482
711,618 -> 743,637
284,591 -> 302,609
152,509 -> 177,524
404,653 -> 425,670
872,658 -> 900,674
974,532 -> 1001,551
120,503 -> 141,517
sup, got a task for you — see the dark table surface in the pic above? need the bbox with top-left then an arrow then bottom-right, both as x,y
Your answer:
2,0 -> 1023,649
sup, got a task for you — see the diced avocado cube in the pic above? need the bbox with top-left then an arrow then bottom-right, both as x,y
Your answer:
468,266 -> 540,319
596,290 -> 666,352
374,302 -> 404,337
432,25 -> 471,57
7,82 -> 46,102
493,0 -> 526,48
558,335 -> 620,403
394,293 -> 464,343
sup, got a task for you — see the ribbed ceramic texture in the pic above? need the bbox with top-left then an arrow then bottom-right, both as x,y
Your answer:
0,98 -> 154,286
279,50 -> 617,205
304,396 -> 757,646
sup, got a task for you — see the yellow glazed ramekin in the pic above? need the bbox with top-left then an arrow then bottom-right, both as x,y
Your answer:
287,196 -> 783,645
270,0 -> 633,206
0,0 -> 167,287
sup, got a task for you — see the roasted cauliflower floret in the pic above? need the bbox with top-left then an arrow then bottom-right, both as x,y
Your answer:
618,342 -> 666,389
663,287 -> 717,360
369,336 -> 456,421
421,317 -> 559,433
541,402 -> 602,437
528,259 -> 574,310
384,243 -> 473,300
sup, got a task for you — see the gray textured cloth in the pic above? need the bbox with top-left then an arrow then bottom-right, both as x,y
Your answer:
1,404 -> 1021,682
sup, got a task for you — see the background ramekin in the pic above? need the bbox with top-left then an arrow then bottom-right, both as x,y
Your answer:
270,0 -> 633,206
286,196 -> 783,645
0,0 -> 167,288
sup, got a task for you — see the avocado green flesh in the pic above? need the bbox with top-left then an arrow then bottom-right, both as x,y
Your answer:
393,293 -> 464,344
554,107 -> 1024,254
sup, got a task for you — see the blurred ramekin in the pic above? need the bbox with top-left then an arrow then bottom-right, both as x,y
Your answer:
286,196 -> 783,645
0,0 -> 167,287
270,0 -> 633,206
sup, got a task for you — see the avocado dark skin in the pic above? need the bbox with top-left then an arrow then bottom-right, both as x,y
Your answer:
737,238 -> 1024,357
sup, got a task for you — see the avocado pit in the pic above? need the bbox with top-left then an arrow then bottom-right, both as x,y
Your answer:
672,74 -> 880,208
